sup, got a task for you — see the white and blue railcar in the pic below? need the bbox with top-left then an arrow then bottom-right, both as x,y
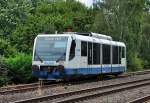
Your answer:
32,32 -> 126,80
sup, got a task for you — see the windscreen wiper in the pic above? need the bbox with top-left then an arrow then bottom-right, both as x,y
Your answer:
56,53 -> 65,62
35,50 -> 43,63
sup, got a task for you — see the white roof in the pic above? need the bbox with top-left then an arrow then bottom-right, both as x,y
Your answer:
74,34 -> 125,47
37,34 -> 70,37
36,33 -> 126,47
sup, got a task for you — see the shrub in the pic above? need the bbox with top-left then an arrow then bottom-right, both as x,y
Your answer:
128,51 -> 144,71
4,53 -> 36,83
0,56 -> 9,86
0,76 -> 9,87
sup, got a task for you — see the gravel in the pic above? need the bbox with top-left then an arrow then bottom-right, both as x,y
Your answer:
79,85 -> 150,103
1,73 -> 150,103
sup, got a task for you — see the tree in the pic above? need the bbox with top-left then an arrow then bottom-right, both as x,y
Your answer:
140,13 -> 150,68
0,0 -> 32,36
11,0 -> 93,53
93,0 -> 146,70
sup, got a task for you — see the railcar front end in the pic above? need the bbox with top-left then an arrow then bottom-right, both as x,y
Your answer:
32,35 -> 72,80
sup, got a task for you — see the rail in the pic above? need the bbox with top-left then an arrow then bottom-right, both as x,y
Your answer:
1,69 -> 150,95
127,95 -> 150,103
13,78 -> 150,103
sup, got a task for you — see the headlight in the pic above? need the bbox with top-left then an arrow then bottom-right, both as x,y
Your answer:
32,65 -> 39,71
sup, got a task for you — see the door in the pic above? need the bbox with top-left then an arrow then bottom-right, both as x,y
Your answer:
80,41 -> 88,74
88,42 -> 92,74
93,43 -> 101,74
102,44 -> 111,73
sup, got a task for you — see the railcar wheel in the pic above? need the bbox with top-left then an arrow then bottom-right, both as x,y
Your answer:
114,72 -> 123,77
114,74 -> 119,77
97,74 -> 104,80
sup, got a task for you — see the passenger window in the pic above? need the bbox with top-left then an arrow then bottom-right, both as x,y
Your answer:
69,40 -> 76,60
113,46 -> 119,64
102,44 -> 110,64
93,43 -> 100,64
81,41 -> 87,56
122,47 -> 125,58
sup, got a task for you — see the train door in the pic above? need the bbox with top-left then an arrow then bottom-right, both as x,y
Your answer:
118,46 -> 122,72
88,42 -> 93,74
81,41 -> 88,74
112,45 -> 119,73
93,42 -> 101,74
121,46 -> 126,71
102,44 -> 111,73
110,44 -> 113,73
75,40 -> 81,69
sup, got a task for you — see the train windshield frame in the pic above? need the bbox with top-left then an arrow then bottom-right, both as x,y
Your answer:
34,36 -> 68,62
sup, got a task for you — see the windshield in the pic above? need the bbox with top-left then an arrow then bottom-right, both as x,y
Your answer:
34,36 -> 68,61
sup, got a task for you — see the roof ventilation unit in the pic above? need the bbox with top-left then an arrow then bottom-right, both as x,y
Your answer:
91,32 -> 112,40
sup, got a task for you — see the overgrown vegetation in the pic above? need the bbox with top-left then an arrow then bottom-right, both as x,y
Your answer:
4,53 -> 34,83
0,0 -> 150,86
0,57 -> 9,86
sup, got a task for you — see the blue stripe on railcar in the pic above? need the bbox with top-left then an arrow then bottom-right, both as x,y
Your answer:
32,66 -> 126,80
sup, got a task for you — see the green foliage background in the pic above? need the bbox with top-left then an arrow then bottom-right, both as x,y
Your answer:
0,0 -> 150,86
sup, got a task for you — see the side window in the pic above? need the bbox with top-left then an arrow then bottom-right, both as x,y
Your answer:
93,43 -> 100,64
69,40 -> 76,60
88,42 -> 92,64
113,46 -> 119,64
81,41 -> 87,56
102,44 -> 110,64
122,47 -> 125,58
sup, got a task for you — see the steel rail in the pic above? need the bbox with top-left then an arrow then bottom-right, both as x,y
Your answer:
0,83 -> 63,95
55,81 -> 150,103
127,95 -> 150,103
1,70 -> 150,95
120,69 -> 150,77
12,78 -> 150,103
0,83 -> 38,91
0,69 -> 149,95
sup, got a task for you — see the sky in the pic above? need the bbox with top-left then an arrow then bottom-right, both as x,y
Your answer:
78,0 -> 94,7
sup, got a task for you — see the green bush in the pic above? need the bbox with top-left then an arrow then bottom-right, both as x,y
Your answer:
0,57 -> 9,86
0,76 -> 9,87
5,53 -> 36,83
143,60 -> 150,69
128,51 -> 144,71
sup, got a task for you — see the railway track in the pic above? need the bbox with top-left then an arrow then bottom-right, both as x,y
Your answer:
128,95 -> 150,103
120,69 -> 150,77
12,77 -> 150,103
0,83 -> 38,92
1,69 -> 150,95
0,81 -> 65,95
